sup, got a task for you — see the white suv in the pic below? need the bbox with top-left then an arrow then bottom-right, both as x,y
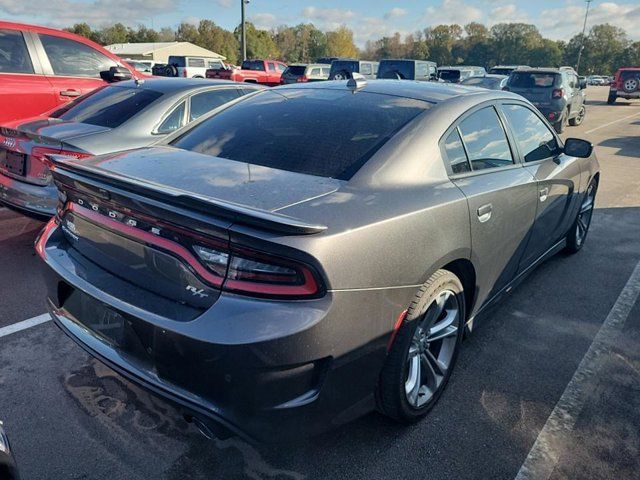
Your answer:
153,56 -> 225,78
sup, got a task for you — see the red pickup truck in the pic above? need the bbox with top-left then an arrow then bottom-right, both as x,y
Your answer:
206,59 -> 287,86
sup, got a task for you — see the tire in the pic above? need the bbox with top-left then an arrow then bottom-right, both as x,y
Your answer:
332,70 -> 351,80
607,92 -> 617,104
565,179 -> 597,254
622,77 -> 639,93
378,270 -> 465,422
554,110 -> 567,134
568,105 -> 585,126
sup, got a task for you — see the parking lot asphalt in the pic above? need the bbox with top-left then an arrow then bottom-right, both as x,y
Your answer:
0,86 -> 638,480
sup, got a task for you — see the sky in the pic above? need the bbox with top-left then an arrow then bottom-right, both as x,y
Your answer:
1,0 -> 639,46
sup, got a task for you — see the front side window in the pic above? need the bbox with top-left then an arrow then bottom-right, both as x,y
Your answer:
360,63 -> 372,75
0,29 -> 34,74
53,86 -> 162,128
502,104 -> 558,163
157,102 -> 186,134
443,129 -> 471,174
39,34 -> 117,78
277,63 -> 287,72
171,89 -> 430,180
189,89 -> 240,121
458,107 -> 514,171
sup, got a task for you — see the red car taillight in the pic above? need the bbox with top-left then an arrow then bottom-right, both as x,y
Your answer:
193,243 -> 321,298
502,86 -> 510,91
30,147 -> 91,183
552,88 -> 563,99
297,75 -> 309,83
182,69 -> 188,77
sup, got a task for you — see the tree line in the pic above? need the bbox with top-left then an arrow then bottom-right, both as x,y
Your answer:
66,20 -> 639,75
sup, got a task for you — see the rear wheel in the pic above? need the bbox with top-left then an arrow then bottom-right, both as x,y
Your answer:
378,270 -> 465,422
565,179 -> 597,254
569,105 -> 585,126
622,77 -> 639,93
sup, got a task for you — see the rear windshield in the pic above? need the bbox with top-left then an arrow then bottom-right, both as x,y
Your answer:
171,89 -> 430,180
378,61 -> 415,80
52,86 -> 162,128
461,76 -> 502,89
439,70 -> 461,82
330,61 -> 358,75
285,65 -> 307,76
509,72 -> 559,88
241,60 -> 265,71
489,68 -> 512,75
168,56 -> 186,67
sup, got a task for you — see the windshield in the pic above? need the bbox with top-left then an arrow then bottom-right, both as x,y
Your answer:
52,86 -> 162,128
439,70 -> 461,82
171,89 -> 430,180
509,72 -> 559,88
285,66 -> 307,76
377,61 -> 414,80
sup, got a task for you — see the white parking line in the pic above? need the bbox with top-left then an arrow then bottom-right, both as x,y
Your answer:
0,313 -> 51,339
585,111 -> 640,134
515,259 -> 640,480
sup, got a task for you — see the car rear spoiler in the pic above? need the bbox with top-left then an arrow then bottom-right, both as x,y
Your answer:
48,155 -> 328,235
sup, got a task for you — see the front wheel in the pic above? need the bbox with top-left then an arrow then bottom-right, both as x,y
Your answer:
565,179 -> 597,254
377,270 -> 465,422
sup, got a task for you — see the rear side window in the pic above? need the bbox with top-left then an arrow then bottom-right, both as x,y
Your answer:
378,61 -> 414,80
360,63 -> 372,75
286,65 -> 306,76
443,130 -> 471,174
157,102 -> 186,134
40,34 -> 117,78
439,70 -> 460,82
268,62 -> 276,72
509,72 -> 558,88
171,89 -> 430,180
242,60 -> 265,71
189,89 -> 240,121
0,29 -> 34,74
457,107 -> 514,171
330,61 -> 358,78
187,58 -> 205,68
502,105 -> 558,163
54,86 -> 162,128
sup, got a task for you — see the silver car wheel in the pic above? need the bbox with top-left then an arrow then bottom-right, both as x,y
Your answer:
576,183 -> 595,247
405,290 -> 460,408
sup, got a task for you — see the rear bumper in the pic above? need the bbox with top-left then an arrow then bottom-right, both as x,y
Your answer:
611,89 -> 640,99
0,173 -> 56,217
38,222 -> 406,442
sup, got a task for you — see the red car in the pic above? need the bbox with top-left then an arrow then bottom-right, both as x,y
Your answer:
0,21 -> 140,123
607,67 -> 640,104
206,59 -> 287,86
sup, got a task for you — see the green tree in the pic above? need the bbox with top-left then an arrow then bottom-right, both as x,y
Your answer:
158,27 -> 176,42
65,23 -> 101,44
234,22 -> 279,59
326,26 -> 358,58
100,23 -> 132,45
130,25 -> 159,43
424,24 -> 463,65
529,39 -> 563,67
198,19 -> 239,64
489,23 -> 543,65
175,22 -> 200,44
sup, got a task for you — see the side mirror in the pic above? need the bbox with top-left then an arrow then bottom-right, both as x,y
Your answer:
100,66 -> 133,83
564,138 -> 593,158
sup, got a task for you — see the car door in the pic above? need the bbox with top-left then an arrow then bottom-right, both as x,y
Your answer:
35,33 -> 120,105
500,102 -> 583,270
442,104 -> 538,308
0,28 -> 58,123
267,62 -> 278,84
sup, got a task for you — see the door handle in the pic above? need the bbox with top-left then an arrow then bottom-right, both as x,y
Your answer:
60,90 -> 81,97
477,203 -> 492,223
539,187 -> 550,202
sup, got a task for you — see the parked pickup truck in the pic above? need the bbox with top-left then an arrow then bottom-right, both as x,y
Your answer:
206,59 -> 287,86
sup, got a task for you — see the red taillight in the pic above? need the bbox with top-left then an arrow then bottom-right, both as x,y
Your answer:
297,75 -> 308,83
502,86 -> 510,91
182,69 -> 188,77
548,112 -> 556,120
29,147 -> 91,184
552,88 -> 563,99
193,243 -> 321,298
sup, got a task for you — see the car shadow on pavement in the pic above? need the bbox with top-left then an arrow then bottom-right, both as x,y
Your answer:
598,136 -> 640,158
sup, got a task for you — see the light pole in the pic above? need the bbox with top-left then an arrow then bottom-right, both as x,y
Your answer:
575,0 -> 592,73
241,0 -> 250,62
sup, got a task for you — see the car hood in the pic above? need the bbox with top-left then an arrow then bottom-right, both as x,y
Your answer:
66,146 -> 342,212
4,117 -> 111,142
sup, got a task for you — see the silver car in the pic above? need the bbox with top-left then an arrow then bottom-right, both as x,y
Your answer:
0,78 -> 263,217
38,80 -> 599,441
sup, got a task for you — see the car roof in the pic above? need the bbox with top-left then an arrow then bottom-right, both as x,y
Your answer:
110,78 -> 249,94
275,79 -> 511,104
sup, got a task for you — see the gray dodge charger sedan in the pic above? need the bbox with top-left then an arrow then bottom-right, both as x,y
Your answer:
37,80 -> 599,442
0,78 -> 262,217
